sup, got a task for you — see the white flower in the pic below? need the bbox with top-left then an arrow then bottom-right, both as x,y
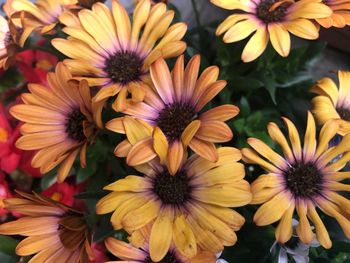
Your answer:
271,219 -> 320,263
216,252 -> 229,263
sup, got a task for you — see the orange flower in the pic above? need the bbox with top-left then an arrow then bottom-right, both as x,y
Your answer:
316,0 -> 350,28
242,112 -> 350,249
10,0 -> 78,46
10,63 -> 98,182
311,71 -> 350,135
97,147 -> 251,260
0,191 -> 93,262
212,0 -> 332,62
105,237 -> 217,263
52,0 -> 187,126
107,55 -> 239,174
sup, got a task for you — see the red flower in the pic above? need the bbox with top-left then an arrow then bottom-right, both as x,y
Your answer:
0,103 -> 41,177
0,171 -> 12,217
15,48 -> 58,85
89,243 -> 108,263
42,181 -> 86,210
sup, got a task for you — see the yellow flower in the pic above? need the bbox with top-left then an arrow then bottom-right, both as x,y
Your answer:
10,63 -> 98,182
105,237 -> 217,263
316,0 -> 350,28
107,55 -> 239,174
242,112 -> 350,249
211,0 -> 332,62
311,71 -> 350,136
10,0 -> 77,45
96,147 -> 251,261
0,191 -> 93,263
52,0 -> 187,126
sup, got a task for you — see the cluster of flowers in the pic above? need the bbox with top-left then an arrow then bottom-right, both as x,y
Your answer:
0,0 -> 349,262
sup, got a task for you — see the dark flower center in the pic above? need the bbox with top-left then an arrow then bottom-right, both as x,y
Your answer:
153,170 -> 192,205
156,102 -> 196,142
284,236 -> 300,249
256,0 -> 291,23
284,162 -> 323,198
65,109 -> 86,142
78,0 -> 105,8
336,107 -> 350,121
144,252 -> 180,263
104,51 -> 143,85
4,32 -> 12,47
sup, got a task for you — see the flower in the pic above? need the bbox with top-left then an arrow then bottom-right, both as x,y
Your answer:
0,14 -> 20,69
107,55 -> 239,174
52,0 -> 187,124
0,171 -> 13,217
42,181 -> 86,209
11,0 -> 78,46
211,0 -> 332,62
105,237 -> 217,263
242,111 -> 350,249
10,63 -> 98,182
0,102 -> 40,177
270,219 -> 319,263
0,191 -> 93,262
16,47 -> 58,85
311,70 -> 350,136
96,147 -> 251,261
315,0 -> 350,28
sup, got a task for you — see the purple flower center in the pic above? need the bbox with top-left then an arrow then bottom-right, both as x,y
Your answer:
156,102 -> 196,142
256,0 -> 291,23
105,51 -> 143,85
284,162 -> 323,198
152,170 -> 192,205
336,106 -> 350,121
144,251 -> 181,263
65,109 -> 86,142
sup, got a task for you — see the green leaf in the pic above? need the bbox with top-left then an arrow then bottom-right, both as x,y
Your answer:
0,236 -> 18,256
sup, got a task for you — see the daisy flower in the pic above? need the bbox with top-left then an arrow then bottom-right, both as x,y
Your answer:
52,0 -> 187,124
96,147 -> 251,261
211,0 -> 332,62
242,112 -> 350,249
316,0 -> 350,28
11,0 -> 77,45
107,55 -> 239,174
311,70 -> 350,136
0,14 -> 21,69
105,237 -> 217,263
0,191 -> 93,263
10,63 -> 98,182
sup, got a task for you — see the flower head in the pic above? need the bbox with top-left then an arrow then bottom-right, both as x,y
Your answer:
316,0 -> 350,28
107,55 -> 239,174
97,147 -> 251,261
0,14 -> 20,69
10,63 -> 98,182
11,0 -> 77,46
211,0 -> 332,62
105,237 -> 217,263
52,0 -> 187,125
0,191 -> 93,262
311,70 -> 350,136
242,112 -> 350,249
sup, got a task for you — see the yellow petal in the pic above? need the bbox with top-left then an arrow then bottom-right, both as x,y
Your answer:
150,207 -> 174,262
167,140 -> 184,175
173,215 -> 197,259
268,23 -> 290,57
